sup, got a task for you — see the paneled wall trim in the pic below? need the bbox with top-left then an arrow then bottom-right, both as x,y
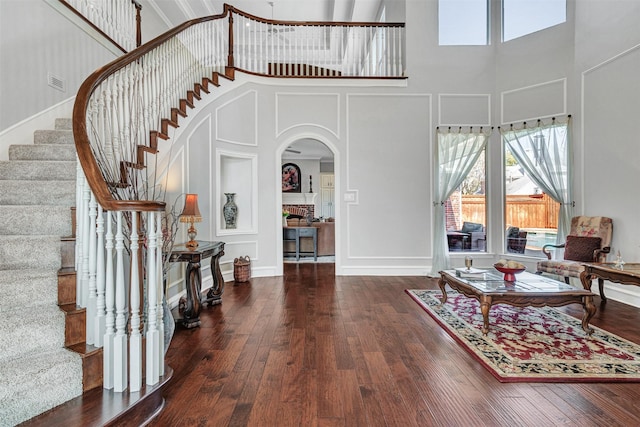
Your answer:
275,93 -> 340,138
501,78 -> 567,124
438,94 -> 491,126
216,90 -> 258,146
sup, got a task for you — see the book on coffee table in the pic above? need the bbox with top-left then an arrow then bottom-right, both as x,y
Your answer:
455,267 -> 488,278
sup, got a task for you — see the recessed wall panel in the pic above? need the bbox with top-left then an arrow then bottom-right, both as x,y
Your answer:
276,93 -> 339,137
346,94 -> 431,259
216,91 -> 257,145
439,94 -> 491,125
501,79 -> 566,124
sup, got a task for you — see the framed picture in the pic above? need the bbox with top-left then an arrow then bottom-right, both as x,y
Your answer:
282,163 -> 301,193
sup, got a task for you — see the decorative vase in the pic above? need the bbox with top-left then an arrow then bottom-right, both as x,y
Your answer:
223,193 -> 237,229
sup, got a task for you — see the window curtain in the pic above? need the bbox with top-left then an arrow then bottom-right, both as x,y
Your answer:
499,117 -> 573,247
431,128 -> 489,276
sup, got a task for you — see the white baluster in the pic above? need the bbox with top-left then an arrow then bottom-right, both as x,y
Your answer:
146,211 -> 159,385
156,212 -> 165,376
86,192 -> 98,345
129,212 -> 142,392
80,177 -> 91,308
94,204 -> 106,348
114,211 -> 128,392
75,165 -> 84,272
103,210 -> 115,389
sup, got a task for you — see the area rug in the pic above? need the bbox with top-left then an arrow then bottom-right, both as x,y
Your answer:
406,289 -> 640,382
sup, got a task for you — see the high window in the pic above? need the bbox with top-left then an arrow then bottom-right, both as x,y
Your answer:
438,0 -> 489,46
503,0 -> 567,42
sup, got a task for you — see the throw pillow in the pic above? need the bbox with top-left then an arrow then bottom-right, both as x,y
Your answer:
563,235 -> 602,262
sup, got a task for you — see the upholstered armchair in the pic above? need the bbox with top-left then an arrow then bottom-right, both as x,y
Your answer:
536,216 -> 613,296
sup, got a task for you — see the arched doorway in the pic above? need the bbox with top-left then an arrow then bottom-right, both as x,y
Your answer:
281,138 -> 335,264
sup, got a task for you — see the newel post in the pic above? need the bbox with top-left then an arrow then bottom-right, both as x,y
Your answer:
227,8 -> 234,68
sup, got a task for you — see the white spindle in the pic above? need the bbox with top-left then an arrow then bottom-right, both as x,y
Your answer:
103,210 -> 115,390
155,213 -> 165,376
146,211 -> 159,385
80,177 -> 91,308
94,204 -> 106,348
129,212 -> 142,392
114,211 -> 128,392
86,192 -> 98,344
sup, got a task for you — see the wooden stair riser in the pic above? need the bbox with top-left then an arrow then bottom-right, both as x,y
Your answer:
62,303 -> 86,347
61,237 -> 75,269
58,269 -> 76,306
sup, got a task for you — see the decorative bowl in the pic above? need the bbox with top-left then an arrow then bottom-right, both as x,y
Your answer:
493,264 -> 526,282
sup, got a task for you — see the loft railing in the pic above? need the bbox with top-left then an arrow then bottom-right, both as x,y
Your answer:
72,4 -> 405,394
57,0 -> 142,52
230,8 -> 405,77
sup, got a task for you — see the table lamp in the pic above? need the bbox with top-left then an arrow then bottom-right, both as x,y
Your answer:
179,193 -> 202,249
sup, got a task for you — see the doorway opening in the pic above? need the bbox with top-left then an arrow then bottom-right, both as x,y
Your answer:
281,138 -> 335,264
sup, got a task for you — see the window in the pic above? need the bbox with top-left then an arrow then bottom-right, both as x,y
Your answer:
503,0 -> 566,42
439,0 -> 489,46
445,150 -> 487,252
501,119 -> 571,256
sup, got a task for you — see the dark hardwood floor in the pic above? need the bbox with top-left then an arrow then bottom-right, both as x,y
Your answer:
150,263 -> 640,427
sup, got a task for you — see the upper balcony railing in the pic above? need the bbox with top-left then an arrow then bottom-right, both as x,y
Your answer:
230,8 -> 405,78
58,0 -> 141,52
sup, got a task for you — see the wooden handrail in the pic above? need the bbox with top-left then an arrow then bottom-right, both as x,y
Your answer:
225,3 -> 405,28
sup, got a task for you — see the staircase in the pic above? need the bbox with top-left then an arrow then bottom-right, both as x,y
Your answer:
0,119 -> 83,426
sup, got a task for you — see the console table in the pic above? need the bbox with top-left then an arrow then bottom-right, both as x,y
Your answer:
169,240 -> 225,328
283,226 -> 317,261
580,263 -> 640,303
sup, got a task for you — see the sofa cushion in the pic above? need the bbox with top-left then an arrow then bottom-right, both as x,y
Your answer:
564,235 -> 602,262
461,222 -> 483,233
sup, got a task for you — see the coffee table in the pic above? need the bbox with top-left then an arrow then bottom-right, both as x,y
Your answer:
438,270 -> 597,336
580,263 -> 640,303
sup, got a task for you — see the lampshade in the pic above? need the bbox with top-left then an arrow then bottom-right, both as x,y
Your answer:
179,194 -> 202,249
179,194 -> 202,223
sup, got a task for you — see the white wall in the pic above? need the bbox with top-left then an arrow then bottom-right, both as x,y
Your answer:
0,0 -> 117,131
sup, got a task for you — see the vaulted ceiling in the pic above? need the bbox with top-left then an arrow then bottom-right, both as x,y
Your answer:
142,0 -> 383,29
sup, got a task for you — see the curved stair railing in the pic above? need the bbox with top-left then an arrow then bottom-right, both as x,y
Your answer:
72,3 -> 405,395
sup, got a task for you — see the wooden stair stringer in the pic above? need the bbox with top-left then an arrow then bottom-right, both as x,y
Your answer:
113,69 -> 236,189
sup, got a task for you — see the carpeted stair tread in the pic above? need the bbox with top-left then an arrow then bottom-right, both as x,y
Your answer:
0,235 -> 61,270
0,205 -> 72,236
0,180 -> 75,205
0,348 -> 82,427
0,304 -> 67,362
55,118 -> 72,130
0,160 -> 76,180
33,129 -> 73,144
0,269 -> 58,313
9,144 -> 76,161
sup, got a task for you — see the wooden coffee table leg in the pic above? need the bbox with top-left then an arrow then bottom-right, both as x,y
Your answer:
480,295 -> 492,335
438,276 -> 448,303
582,295 -> 596,336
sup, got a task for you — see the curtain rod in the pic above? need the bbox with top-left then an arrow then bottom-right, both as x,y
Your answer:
498,114 -> 572,130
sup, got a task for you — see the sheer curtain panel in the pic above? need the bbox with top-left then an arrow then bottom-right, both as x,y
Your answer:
431,128 -> 489,275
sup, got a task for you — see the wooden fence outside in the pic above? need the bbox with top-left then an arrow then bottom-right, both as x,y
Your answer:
460,193 -> 559,229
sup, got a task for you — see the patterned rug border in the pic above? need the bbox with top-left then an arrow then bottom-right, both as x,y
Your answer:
406,289 -> 640,383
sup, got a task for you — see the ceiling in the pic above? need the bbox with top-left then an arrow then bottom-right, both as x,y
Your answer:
142,0 -> 383,30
